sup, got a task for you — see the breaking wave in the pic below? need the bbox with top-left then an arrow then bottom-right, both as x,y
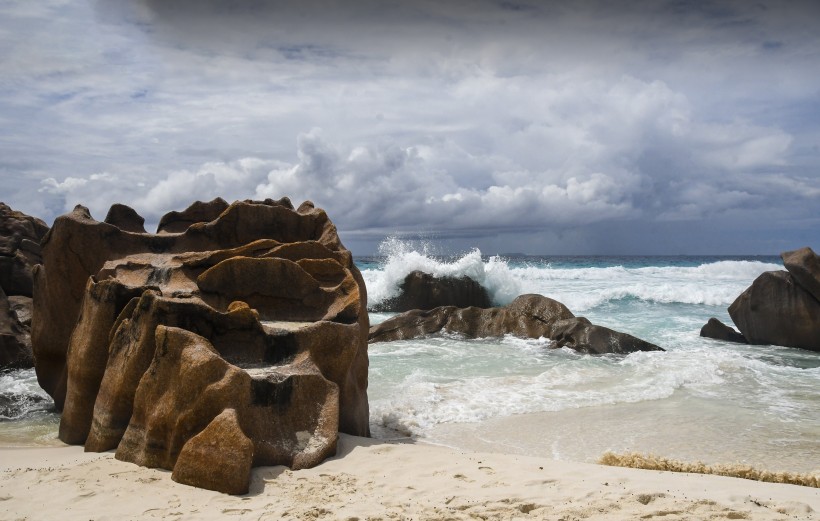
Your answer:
361,238 -> 780,312
361,237 -> 521,307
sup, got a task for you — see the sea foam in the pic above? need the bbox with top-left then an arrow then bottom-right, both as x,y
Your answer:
509,259 -> 782,311
368,336 -> 818,438
362,238 -> 781,312
0,369 -> 52,421
362,237 -> 521,307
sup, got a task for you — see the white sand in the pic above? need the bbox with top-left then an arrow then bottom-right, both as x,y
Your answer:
1,435 -> 817,521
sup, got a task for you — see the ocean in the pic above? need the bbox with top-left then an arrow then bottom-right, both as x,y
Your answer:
361,239 -> 820,474
2,240 -> 819,474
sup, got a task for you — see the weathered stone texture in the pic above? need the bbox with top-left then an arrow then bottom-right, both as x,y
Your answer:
0,202 -> 48,369
33,198 -> 369,494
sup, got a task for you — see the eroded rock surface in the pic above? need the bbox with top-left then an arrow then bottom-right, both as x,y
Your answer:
33,198 -> 369,493
0,202 -> 48,369
171,406 -> 254,495
372,270 -> 492,312
369,294 -> 662,355
157,197 -> 229,234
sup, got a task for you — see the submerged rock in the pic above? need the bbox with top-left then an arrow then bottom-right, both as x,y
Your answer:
369,294 -> 662,355
33,198 -> 369,494
699,317 -> 747,344
372,270 -> 492,312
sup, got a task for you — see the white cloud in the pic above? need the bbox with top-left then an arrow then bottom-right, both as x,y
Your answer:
1,0 -> 819,253
39,176 -> 89,194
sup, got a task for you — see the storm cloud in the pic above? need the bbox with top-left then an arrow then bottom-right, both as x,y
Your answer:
1,0 -> 819,254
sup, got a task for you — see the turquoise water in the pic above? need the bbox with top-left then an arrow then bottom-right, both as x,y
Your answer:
361,243 -> 820,473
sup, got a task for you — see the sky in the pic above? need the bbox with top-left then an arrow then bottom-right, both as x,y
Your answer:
1,0 -> 819,255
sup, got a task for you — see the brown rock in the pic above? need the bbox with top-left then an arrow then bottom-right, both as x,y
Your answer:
172,408 -> 254,495
728,270 -> 820,351
0,285 -> 32,369
32,198 -> 368,493
0,202 -> 48,298
0,201 -> 45,369
104,203 -> 146,233
550,317 -> 663,354
115,326 -> 338,484
369,294 -> 572,342
59,279 -> 145,444
781,247 -> 820,303
369,294 -> 662,354
115,326 -> 254,469
699,317 -> 747,344
32,205 -> 112,405
157,197 -> 229,233
372,270 -> 492,312
34,200 -> 367,427
7,295 -> 32,327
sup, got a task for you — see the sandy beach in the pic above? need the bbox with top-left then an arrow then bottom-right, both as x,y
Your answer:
1,434 -> 817,521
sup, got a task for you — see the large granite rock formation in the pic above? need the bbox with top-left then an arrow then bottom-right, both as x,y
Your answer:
728,269 -> 820,351
700,247 -> 820,351
32,198 -> 369,494
0,202 -> 49,370
372,270 -> 492,312
369,294 -> 662,355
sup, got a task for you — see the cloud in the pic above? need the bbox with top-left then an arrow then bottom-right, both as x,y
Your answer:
1,0 -> 819,253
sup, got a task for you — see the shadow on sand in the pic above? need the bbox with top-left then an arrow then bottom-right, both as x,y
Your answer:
246,433 -> 416,496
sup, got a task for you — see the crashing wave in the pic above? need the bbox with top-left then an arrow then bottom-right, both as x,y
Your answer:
362,237 -> 521,308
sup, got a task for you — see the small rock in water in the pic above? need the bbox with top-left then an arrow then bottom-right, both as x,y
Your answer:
699,318 -> 747,344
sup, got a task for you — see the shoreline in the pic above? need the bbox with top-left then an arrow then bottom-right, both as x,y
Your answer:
415,399 -> 820,475
2,434 -> 817,520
